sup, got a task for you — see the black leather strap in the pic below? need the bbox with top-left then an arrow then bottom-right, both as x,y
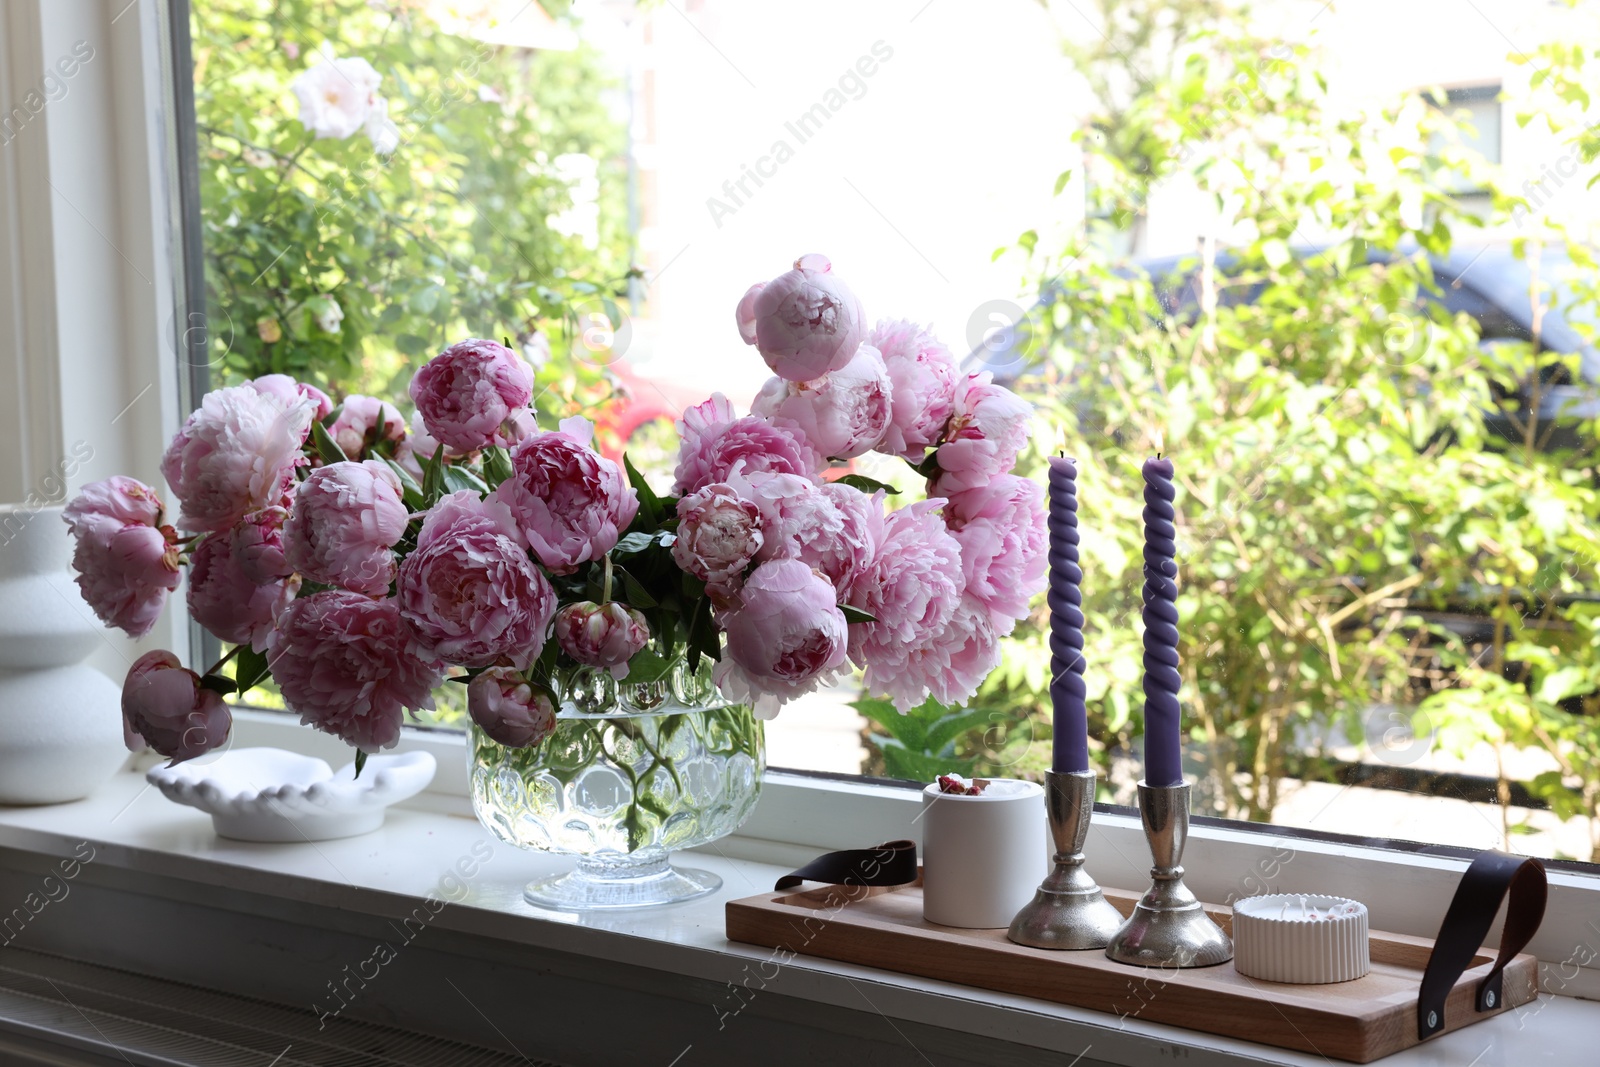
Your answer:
1417,850 -> 1546,1040
774,840 -> 918,892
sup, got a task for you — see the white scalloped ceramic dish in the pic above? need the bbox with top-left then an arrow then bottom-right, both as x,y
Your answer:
146,747 -> 436,842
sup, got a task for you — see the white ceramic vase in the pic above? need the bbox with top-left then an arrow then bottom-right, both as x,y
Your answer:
921,778 -> 1048,928
0,503 -> 129,804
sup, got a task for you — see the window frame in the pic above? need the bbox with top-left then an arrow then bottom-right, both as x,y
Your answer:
26,0 -> 1598,997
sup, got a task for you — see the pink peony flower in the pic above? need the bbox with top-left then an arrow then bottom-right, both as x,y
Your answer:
554,601 -> 650,679
672,483 -> 763,589
162,383 -> 315,532
870,320 -> 961,461
491,417 -> 638,574
62,477 -> 181,638
875,595 -> 1001,710
247,374 -> 334,421
751,343 -> 892,460
329,394 -> 406,458
740,254 -> 865,382
267,591 -> 443,752
735,283 -> 764,344
408,338 -> 535,453
845,500 -> 965,711
467,668 -> 558,748
714,558 -> 849,718
397,491 -> 556,669
283,460 -> 408,595
121,650 -> 232,763
186,533 -> 298,651
938,474 -> 1048,634
672,393 -> 823,496
931,373 -> 1033,494
231,504 -> 293,584
729,470 -> 846,569
805,482 -> 881,596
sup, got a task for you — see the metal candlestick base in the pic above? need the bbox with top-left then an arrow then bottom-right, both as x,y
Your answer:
1007,770 -> 1124,950
1105,781 -> 1233,968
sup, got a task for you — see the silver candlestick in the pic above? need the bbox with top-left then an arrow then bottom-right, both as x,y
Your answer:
1007,770 -> 1124,950
1105,780 -> 1233,968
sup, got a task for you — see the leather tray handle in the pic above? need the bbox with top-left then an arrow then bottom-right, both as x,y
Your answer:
775,840 -> 918,891
1417,850 -> 1547,1040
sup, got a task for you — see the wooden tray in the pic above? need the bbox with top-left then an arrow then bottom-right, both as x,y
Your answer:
725,879 -> 1538,1063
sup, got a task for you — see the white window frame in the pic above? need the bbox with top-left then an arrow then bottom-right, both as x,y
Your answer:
10,0 -> 1598,1003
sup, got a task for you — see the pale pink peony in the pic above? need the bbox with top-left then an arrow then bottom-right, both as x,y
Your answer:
728,470 -> 846,569
408,338 -> 535,453
247,374 -> 334,420
870,319 -> 961,461
714,558 -> 849,718
162,383 -> 315,532
846,500 -> 965,711
467,668 -> 557,748
397,491 -> 556,669
875,595 -> 1001,710
672,393 -> 823,496
491,418 -> 638,574
329,394 -> 406,458
283,460 -> 408,595
267,591 -> 443,752
931,373 -> 1033,493
805,482 -> 881,596
121,650 -> 232,763
751,343 -> 892,460
62,477 -> 181,638
740,254 -> 865,382
554,601 -> 650,680
231,504 -> 293,584
672,483 -> 763,589
186,533 -> 298,651
938,474 -> 1048,634
735,283 -> 764,344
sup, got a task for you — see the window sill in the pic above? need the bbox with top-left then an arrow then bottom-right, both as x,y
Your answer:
0,769 -> 1594,1067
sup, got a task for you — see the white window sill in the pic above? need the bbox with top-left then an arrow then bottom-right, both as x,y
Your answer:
0,769 -> 1594,1067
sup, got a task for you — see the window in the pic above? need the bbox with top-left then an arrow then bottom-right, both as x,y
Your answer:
179,0 -> 1600,874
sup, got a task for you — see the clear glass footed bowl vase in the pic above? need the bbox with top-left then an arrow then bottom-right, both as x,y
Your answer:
469,658 -> 765,910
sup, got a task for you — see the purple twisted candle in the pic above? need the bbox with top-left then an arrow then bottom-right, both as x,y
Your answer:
1047,456 -> 1090,773
1140,456 -> 1184,786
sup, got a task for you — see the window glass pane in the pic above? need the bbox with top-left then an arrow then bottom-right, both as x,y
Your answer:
191,0 -> 1600,869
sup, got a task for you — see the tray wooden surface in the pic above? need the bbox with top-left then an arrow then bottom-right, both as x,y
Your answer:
725,878 -> 1538,1063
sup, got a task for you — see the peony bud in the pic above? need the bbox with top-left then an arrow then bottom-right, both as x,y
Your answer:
467,668 -> 558,748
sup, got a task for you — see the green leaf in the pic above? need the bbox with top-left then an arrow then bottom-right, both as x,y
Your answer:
616,566 -> 659,609
1053,169 -> 1074,196
612,530 -> 655,555
840,605 -> 877,625
623,453 -> 661,525
197,674 -> 238,697
832,473 -> 900,496
482,445 -> 514,490
311,420 -> 349,465
420,443 -> 446,505
442,464 -> 489,495
354,750 -> 368,779
622,644 -> 673,685
233,644 -> 272,696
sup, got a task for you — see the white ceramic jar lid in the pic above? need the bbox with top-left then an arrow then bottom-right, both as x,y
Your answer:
1232,894 -> 1371,984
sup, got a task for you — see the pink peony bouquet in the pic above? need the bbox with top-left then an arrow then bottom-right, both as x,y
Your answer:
67,254 -> 1044,768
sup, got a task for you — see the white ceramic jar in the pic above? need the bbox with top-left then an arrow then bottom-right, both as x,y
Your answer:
921,778 -> 1047,928
0,504 -> 129,804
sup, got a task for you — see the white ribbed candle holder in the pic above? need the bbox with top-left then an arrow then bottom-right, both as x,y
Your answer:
1232,894 -> 1370,984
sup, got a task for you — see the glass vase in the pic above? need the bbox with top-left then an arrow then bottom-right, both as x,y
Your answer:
469,658 -> 765,910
